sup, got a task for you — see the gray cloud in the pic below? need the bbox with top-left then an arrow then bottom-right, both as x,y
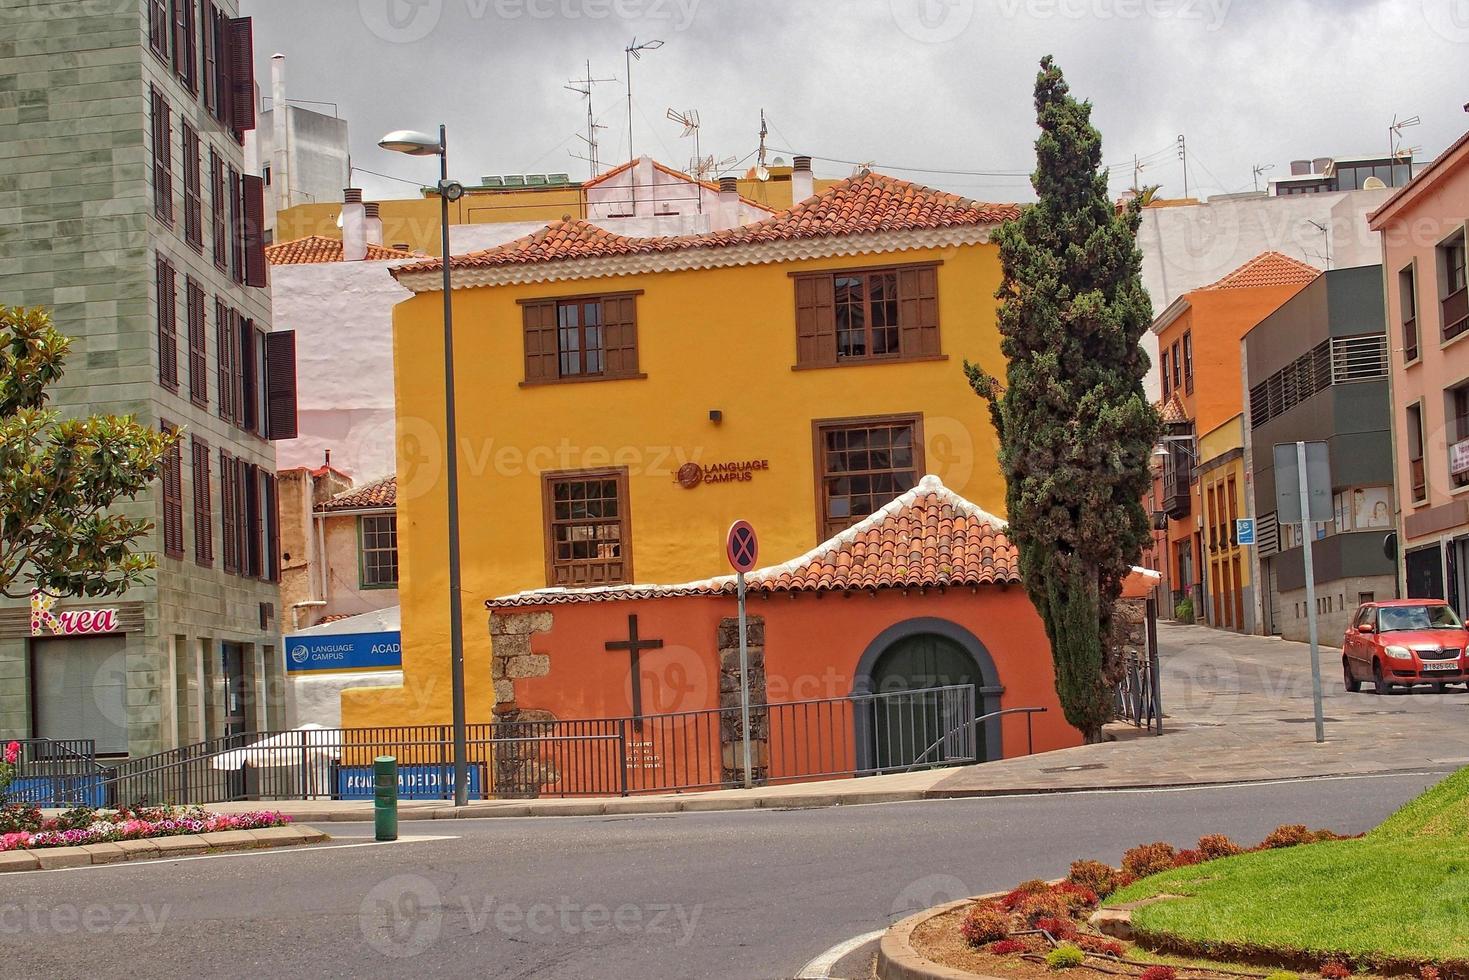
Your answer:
242,0 -> 1469,205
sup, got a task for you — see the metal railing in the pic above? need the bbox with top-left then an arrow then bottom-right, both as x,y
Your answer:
4,738 -> 106,808
89,686 -> 987,806
903,706 -> 1047,772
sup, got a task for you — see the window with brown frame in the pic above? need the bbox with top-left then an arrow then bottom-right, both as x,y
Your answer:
160,423 -> 184,559
182,122 -> 203,249
813,415 -> 924,539
172,0 -> 197,93
148,0 -> 170,61
210,148 -> 228,268
1400,265 -> 1419,362
793,264 -> 939,368
156,256 -> 178,391
150,87 -> 172,225
1451,384 -> 1469,489
521,293 -> 639,383
1182,331 -> 1194,395
192,436 -> 213,567
220,447 -> 237,573
542,469 -> 631,587
185,277 -> 207,406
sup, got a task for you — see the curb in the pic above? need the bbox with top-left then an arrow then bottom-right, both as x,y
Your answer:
876,896 -> 1003,980
0,825 -> 330,873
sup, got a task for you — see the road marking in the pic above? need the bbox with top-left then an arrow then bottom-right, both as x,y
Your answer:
795,929 -> 885,979
18,835 -> 460,875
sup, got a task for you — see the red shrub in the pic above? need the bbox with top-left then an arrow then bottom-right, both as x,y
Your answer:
1261,824 -> 1315,849
1067,860 -> 1120,898
987,938 -> 1027,956
1320,960 -> 1350,979
1076,935 -> 1126,958
1140,967 -> 1177,980
1000,879 -> 1053,910
1312,829 -> 1345,843
1122,842 -> 1178,879
1197,834 -> 1244,859
959,903 -> 1012,947
1113,871 -> 1137,890
1034,916 -> 1079,941
1420,967 -> 1441,980
1053,882 -> 1100,910
1173,849 -> 1204,868
1019,891 -> 1072,926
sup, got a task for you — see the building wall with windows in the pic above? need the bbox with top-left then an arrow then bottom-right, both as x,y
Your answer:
1370,129 -> 1469,609
339,174 -> 1019,729
0,1 -> 296,757
1241,266 -> 1395,640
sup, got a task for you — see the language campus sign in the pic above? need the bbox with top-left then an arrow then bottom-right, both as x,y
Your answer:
30,592 -> 120,637
285,630 -> 403,674
676,459 -> 770,489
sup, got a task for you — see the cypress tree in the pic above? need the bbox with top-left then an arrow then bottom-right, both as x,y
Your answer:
968,57 -> 1161,743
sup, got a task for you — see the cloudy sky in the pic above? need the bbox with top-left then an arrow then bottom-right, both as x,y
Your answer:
241,0 -> 1469,204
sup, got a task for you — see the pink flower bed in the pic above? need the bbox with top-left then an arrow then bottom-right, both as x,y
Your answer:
0,808 -> 291,852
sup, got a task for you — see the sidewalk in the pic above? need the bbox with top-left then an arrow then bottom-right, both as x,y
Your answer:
204,624 -> 1469,821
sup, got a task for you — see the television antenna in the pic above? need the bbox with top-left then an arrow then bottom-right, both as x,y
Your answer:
566,61 -> 616,179
755,109 -> 770,181
1390,113 -> 1420,161
689,153 -> 738,182
1307,219 -> 1330,270
623,37 -> 663,210
1252,163 -> 1274,193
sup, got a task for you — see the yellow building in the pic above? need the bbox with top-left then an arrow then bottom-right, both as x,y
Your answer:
340,172 -> 1021,728
1194,416 -> 1252,632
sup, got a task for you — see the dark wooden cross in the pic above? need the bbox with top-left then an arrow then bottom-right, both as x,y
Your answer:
605,614 -> 664,729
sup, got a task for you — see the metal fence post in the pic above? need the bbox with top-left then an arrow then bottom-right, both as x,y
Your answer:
617,726 -> 629,797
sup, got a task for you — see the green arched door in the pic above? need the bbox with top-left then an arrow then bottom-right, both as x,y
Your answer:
869,633 -> 982,771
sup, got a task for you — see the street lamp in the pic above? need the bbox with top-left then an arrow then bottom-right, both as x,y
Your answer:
378,124 -> 469,807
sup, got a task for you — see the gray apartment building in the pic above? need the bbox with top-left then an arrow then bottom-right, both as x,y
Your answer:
1243,265 -> 1396,641
1,1 -> 297,759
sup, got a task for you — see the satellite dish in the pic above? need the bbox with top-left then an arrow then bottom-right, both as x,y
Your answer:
1362,176 -> 1387,190
755,165 -> 770,182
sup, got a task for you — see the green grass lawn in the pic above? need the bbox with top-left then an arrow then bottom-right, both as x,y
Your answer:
1111,768 -> 1469,963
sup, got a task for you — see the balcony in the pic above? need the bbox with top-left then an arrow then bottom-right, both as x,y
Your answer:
1445,287 -> 1469,343
1161,449 -> 1192,519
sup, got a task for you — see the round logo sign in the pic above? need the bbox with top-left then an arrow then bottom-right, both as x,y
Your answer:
676,462 -> 703,489
290,645 -> 311,665
726,520 -> 759,574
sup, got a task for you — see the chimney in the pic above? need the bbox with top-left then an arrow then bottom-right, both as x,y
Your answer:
791,155 -> 814,204
271,54 -> 290,218
713,176 -> 740,231
341,187 -> 366,261
1290,159 -> 1312,176
364,202 -> 383,246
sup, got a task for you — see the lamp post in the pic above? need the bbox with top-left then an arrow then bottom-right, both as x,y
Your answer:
378,125 -> 468,806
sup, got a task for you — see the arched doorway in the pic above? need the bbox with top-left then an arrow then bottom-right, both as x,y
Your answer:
853,618 -> 1003,772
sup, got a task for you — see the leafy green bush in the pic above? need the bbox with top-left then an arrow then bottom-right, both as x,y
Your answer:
1046,945 -> 1085,970
1174,597 -> 1194,623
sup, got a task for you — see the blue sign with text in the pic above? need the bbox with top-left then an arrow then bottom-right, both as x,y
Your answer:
9,775 -> 105,808
284,630 -> 402,673
1235,518 -> 1256,546
335,763 -> 483,801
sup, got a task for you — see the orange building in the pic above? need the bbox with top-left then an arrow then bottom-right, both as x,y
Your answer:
480,476 -> 1089,792
1151,252 -> 1321,629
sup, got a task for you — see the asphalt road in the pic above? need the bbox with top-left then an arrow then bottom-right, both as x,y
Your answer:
0,771 -> 1446,980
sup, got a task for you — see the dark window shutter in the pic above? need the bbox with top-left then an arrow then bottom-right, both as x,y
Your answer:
242,173 -> 268,287
193,437 -> 213,567
219,449 -> 236,572
600,295 -> 639,377
522,301 -> 559,382
160,423 -> 184,559
265,473 -> 280,582
202,2 -> 217,111
264,330 -> 298,440
151,90 -> 173,224
794,274 -> 837,367
182,124 -> 202,248
149,0 -> 170,59
897,265 -> 940,357
239,316 -> 258,433
156,257 -> 178,390
186,279 -> 207,405
215,300 -> 233,423
228,167 -> 243,282
226,17 -> 256,134
210,149 -> 227,268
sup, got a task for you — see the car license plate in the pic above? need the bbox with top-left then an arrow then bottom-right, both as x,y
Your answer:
1423,660 -> 1458,671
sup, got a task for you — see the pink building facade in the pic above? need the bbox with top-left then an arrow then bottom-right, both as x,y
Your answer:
1371,130 -> 1469,603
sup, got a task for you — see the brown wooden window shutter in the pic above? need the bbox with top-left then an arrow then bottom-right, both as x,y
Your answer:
172,0 -> 197,90
182,124 -> 202,249
149,0 -> 170,60
600,295 -> 639,377
522,300 -> 560,382
897,265 -> 940,357
264,473 -> 280,582
156,257 -> 179,390
215,299 -> 234,423
161,423 -> 184,559
794,274 -> 837,367
264,330 -> 298,440
242,173 -> 268,287
186,278 -> 207,406
210,149 -> 227,268
219,449 -> 237,573
202,2 -> 217,112
192,436 -> 213,567
226,17 -> 256,134
151,89 -> 173,225
228,166 -> 243,282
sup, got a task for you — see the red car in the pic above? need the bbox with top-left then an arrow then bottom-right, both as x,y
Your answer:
1343,600 -> 1469,693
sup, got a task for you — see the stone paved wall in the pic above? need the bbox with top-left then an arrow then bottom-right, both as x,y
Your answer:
488,611 -> 556,797
717,615 -> 768,785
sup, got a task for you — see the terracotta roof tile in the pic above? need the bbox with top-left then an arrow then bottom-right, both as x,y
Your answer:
395,172 -> 1021,276
1159,392 -> 1188,424
317,475 -> 396,512
487,475 -> 1021,608
266,235 -> 415,265
1201,251 -> 1321,291
581,157 -> 776,211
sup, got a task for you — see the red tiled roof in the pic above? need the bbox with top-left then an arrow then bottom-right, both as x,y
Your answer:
266,235 -> 415,265
581,157 -> 775,212
1159,392 -> 1188,424
1201,251 -> 1320,291
395,172 -> 1021,276
317,475 -> 396,512
487,475 -> 1020,607
316,614 -> 354,625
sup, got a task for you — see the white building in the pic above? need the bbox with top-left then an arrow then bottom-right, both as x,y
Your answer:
244,55 -> 351,235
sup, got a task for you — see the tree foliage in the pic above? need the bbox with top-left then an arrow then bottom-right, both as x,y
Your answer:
0,306 -> 178,599
968,57 -> 1161,742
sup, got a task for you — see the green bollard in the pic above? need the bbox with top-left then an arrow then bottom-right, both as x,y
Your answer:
374,755 -> 398,842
